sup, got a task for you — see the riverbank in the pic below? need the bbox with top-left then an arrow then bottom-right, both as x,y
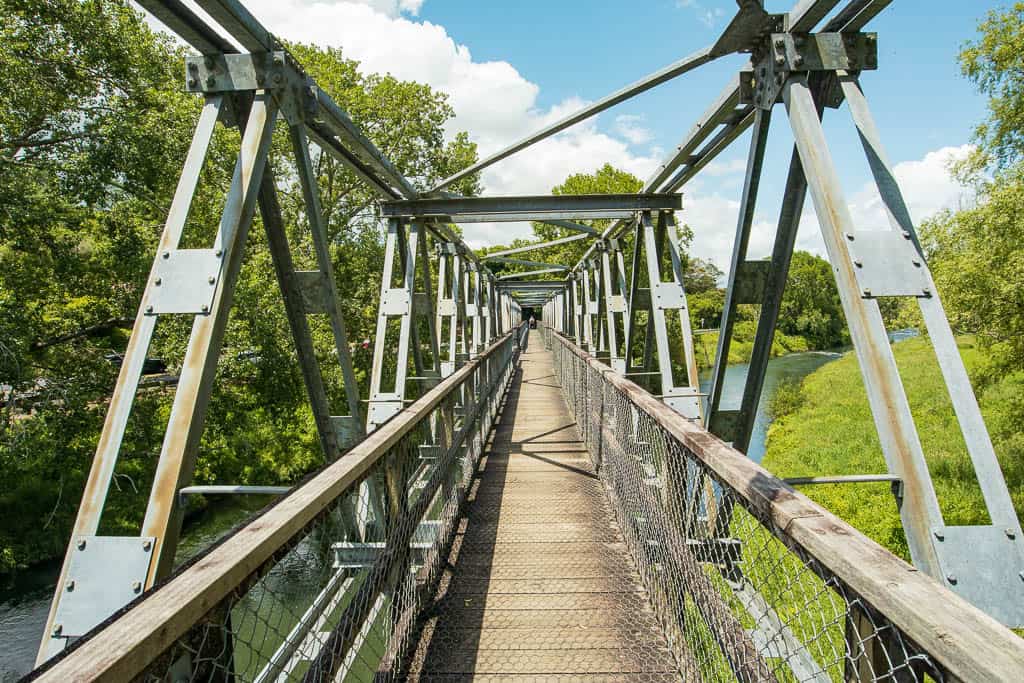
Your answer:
763,335 -> 1024,562
693,325 -> 811,370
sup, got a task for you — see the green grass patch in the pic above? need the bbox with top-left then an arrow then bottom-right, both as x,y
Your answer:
763,336 -> 1024,562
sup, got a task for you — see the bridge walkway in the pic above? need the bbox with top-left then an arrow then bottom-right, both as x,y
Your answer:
404,330 -> 679,679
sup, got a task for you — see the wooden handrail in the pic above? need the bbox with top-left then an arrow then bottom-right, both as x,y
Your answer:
29,330 -> 518,683
549,327 -> 1024,682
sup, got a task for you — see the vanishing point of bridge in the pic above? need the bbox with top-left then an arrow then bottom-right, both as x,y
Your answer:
24,1 -> 1024,681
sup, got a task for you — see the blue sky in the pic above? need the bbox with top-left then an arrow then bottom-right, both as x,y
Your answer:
159,1 -> 1004,265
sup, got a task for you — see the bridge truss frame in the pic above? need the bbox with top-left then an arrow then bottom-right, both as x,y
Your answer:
35,0 -> 1024,668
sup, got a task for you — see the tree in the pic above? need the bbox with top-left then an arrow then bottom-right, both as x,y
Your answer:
960,3 -> 1024,172
683,257 -> 723,295
0,2 -> 479,572
777,251 -> 847,349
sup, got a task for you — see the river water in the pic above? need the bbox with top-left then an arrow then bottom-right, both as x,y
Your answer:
0,349 -> 843,680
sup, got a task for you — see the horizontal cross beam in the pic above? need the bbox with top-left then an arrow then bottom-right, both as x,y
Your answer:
485,257 -> 569,270
381,194 -> 681,223
497,268 -> 567,280
483,233 -> 592,259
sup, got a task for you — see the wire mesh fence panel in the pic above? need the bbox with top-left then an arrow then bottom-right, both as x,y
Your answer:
31,328 -> 523,683
544,325 -> 951,683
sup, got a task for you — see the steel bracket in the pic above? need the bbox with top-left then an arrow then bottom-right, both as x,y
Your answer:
330,415 -> 361,451
931,525 -> 1024,626
184,52 -> 313,125
381,288 -> 411,315
744,32 -> 876,110
145,248 -> 223,315
653,282 -> 686,310
846,229 -> 930,298
293,270 -> 330,314
52,536 -> 155,638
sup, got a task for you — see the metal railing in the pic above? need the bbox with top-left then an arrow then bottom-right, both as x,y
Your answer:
29,325 -> 526,682
544,326 -> 1024,682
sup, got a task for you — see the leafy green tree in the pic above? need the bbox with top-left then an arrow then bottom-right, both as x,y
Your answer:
0,2 -> 479,572
777,251 -> 847,349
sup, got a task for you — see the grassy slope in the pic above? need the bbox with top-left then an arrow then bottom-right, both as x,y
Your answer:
763,336 -> 1024,562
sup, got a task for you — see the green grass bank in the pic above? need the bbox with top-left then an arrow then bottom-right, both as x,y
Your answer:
762,336 -> 1024,561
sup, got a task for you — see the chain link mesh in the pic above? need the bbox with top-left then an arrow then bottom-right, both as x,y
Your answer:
101,328 -> 526,683
546,325 -> 945,682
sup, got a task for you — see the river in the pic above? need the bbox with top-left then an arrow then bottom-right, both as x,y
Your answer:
0,348 -> 844,680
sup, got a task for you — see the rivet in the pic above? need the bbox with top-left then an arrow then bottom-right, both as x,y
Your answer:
208,276 -> 216,285
794,55 -> 804,67
902,230 -> 912,239
775,56 -> 785,67
163,251 -> 170,259
206,75 -> 216,87
66,580 -> 75,592
1019,571 -> 1024,581
188,62 -> 198,72
204,56 -> 215,69
946,574 -> 957,585
273,55 -> 284,66
132,581 -> 142,593
845,233 -> 855,241
862,288 -> 871,297
154,277 -> 162,286
1006,528 -> 1017,539
187,77 -> 197,88
922,287 -> 932,297
215,249 -> 223,258
934,530 -> 944,541
911,259 -> 921,267
201,304 -> 210,313
52,624 -> 63,637
77,539 -> 87,550
146,305 -> 154,314
853,260 -> 863,268
142,539 -> 152,551
774,38 -> 784,49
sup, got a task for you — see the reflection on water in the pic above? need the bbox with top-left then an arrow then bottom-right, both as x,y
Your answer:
699,350 -> 842,463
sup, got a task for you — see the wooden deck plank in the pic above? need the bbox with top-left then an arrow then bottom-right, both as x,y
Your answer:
406,331 -> 680,678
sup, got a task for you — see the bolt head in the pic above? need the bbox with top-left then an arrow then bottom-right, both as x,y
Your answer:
132,581 -> 142,593
215,249 -> 223,258
1006,528 -> 1017,539
794,55 -> 804,67
187,77 -> 197,88
201,304 -> 210,313
208,275 -> 216,285
188,62 -> 198,72
142,540 -> 152,551
902,230 -> 912,239
946,574 -> 957,584
934,530 -> 945,541
206,75 -> 216,87
162,251 -> 170,259
853,260 -> 863,268
845,233 -> 855,241
862,288 -> 872,297
204,56 -> 215,69
146,305 -> 154,314
154,277 -> 162,286
66,580 -> 75,591
52,624 -> 63,637
911,259 -> 921,267
775,56 -> 785,67
774,38 -> 785,49
77,539 -> 87,550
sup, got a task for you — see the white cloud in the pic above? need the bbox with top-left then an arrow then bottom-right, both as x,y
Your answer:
685,145 -> 975,274
615,114 -> 654,146
676,0 -> 727,28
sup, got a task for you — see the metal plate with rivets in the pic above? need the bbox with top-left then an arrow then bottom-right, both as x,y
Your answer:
653,282 -> 685,310
381,288 -> 411,315
146,249 -> 222,315
53,536 -> 155,637
931,525 -> 1024,626
846,229 -> 930,298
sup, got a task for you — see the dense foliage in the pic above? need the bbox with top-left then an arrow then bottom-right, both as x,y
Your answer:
0,1 -> 478,572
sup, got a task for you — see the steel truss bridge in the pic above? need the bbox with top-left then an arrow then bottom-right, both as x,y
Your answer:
25,0 -> 1024,681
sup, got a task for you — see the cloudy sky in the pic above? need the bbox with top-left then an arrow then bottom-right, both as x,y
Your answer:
144,1 -> 997,270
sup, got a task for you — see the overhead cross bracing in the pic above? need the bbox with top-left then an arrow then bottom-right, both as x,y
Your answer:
29,0 -> 1024,679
